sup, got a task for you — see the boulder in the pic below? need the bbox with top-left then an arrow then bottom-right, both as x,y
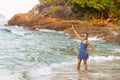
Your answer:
8,13 -> 30,26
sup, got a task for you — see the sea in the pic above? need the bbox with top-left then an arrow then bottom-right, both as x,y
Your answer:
0,19 -> 120,80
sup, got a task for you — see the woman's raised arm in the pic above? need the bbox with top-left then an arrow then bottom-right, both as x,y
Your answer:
72,25 -> 83,40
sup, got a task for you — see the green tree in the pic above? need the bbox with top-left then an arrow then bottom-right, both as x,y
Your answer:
70,0 -> 120,19
38,0 -> 120,19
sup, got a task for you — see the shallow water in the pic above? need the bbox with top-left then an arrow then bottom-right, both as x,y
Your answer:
0,20 -> 120,80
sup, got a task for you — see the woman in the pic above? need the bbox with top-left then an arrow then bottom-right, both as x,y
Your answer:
72,25 -> 94,71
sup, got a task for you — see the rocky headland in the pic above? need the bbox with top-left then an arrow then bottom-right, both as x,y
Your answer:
7,1 -> 120,44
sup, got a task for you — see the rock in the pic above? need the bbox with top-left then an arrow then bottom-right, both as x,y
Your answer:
8,13 -> 30,26
4,23 -> 9,26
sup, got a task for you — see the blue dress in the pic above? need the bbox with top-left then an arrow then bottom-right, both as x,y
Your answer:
78,41 -> 88,60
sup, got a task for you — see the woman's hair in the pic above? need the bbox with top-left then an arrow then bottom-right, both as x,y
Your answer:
84,32 -> 88,36
80,32 -> 89,37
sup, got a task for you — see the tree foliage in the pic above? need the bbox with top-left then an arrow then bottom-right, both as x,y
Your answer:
38,0 -> 120,19
38,0 -> 65,3
70,0 -> 120,19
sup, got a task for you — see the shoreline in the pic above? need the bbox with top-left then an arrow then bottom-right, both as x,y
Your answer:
3,21 -> 120,44
28,56 -> 120,80
7,15 -> 120,44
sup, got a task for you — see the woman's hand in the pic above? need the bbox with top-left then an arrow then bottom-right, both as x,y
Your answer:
86,51 -> 90,54
72,25 -> 83,40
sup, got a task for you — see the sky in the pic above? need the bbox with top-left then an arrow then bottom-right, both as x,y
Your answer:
0,0 -> 39,19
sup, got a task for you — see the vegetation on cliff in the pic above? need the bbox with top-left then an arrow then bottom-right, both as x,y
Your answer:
39,0 -> 120,21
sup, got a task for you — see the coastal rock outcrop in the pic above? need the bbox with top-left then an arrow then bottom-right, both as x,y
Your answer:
8,13 -> 30,26
7,1 -> 120,44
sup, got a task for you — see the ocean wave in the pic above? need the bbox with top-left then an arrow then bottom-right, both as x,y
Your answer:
27,66 -> 52,77
3,26 -> 31,36
72,37 -> 104,42
0,28 -> 11,33
0,69 -> 21,80
112,49 -> 120,53
90,55 -> 120,62
39,29 -> 61,33
10,26 -> 31,36
4,55 -> 119,79
0,26 -> 31,36
11,30 -> 27,36
88,37 -> 104,41
25,61 -> 76,78
39,29 -> 69,35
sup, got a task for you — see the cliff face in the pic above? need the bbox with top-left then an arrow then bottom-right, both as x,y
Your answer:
8,1 -> 72,30
7,1 -> 120,44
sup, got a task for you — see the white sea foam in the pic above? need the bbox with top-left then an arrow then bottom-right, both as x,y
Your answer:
26,61 -> 76,78
11,30 -> 25,36
113,49 -> 120,53
60,62 -> 76,66
2,26 -> 31,36
39,29 -> 68,35
50,63 -> 61,68
73,37 -> 103,42
39,29 -> 59,33
50,62 -> 76,68
0,69 -> 21,80
88,37 -> 103,41
10,27 -> 29,36
28,66 -> 52,77
90,55 -> 120,62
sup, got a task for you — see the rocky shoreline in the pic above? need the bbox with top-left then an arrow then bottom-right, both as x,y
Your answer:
7,2 -> 120,44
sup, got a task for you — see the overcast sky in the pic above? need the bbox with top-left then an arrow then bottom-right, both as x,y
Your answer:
0,0 -> 38,19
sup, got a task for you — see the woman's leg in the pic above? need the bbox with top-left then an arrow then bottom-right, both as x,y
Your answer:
83,59 -> 87,71
77,59 -> 82,70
